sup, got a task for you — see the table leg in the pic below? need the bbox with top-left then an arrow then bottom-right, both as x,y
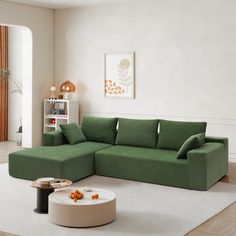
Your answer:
34,188 -> 54,214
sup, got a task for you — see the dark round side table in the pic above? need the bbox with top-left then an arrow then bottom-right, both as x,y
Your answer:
31,179 -> 72,214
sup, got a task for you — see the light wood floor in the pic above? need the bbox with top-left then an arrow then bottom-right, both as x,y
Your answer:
0,141 -> 236,236
187,201 -> 236,236
0,232 -> 17,236
187,163 -> 236,236
0,141 -> 23,164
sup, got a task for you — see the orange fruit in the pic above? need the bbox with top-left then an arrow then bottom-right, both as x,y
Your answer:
92,194 -> 99,199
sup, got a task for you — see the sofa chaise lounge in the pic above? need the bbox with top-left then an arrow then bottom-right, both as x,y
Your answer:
9,116 -> 228,191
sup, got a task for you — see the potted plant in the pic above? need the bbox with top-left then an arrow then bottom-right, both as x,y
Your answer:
0,68 -> 22,94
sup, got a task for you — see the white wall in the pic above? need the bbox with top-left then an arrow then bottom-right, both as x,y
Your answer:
8,27 -> 23,141
55,0 -> 236,161
0,1 -> 54,147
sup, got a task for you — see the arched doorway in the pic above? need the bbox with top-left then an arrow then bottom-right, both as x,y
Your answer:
1,24 -> 32,148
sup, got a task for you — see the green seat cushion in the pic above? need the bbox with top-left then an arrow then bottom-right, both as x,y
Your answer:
115,118 -> 158,148
60,123 -> 86,145
157,120 -> 207,151
9,142 -> 111,181
177,133 -> 205,159
81,116 -> 118,144
95,145 -> 189,188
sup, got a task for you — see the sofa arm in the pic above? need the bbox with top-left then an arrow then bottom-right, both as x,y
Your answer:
205,136 -> 228,149
187,142 -> 228,190
42,130 -> 67,146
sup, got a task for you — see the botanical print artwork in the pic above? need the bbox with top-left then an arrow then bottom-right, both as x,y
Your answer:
105,52 -> 134,98
105,80 -> 125,95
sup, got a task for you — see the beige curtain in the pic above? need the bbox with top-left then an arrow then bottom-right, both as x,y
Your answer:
0,26 -> 8,141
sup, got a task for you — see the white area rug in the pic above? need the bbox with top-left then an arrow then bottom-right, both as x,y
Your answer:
0,163 -> 236,236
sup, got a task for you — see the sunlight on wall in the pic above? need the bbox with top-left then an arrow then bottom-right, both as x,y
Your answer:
2,24 -> 32,147
21,26 -> 32,148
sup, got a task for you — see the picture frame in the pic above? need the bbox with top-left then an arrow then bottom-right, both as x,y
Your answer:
104,52 -> 135,99
54,102 -> 65,110
52,102 -> 66,115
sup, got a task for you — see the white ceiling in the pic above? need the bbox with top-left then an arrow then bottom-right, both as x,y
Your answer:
3,0 -> 122,9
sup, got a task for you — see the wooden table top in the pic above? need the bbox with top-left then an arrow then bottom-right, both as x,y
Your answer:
31,179 -> 72,190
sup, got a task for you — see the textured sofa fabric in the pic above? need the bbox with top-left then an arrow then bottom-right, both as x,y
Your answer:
115,118 -> 159,148
9,117 -> 228,191
42,130 -> 67,146
95,140 -> 228,190
188,142 -> 228,190
157,120 -> 207,151
81,116 -> 118,144
95,145 -> 189,188
59,123 -> 87,144
9,142 -> 111,181
177,133 -> 205,159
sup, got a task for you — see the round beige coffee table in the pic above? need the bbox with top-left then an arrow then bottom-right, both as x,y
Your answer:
48,187 -> 116,227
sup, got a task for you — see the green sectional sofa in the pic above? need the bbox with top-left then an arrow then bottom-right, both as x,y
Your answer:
9,116 -> 228,191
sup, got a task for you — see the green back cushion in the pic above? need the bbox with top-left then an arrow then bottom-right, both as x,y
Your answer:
177,133 -> 205,159
60,123 -> 87,145
157,120 -> 207,151
115,118 -> 159,148
81,116 -> 118,144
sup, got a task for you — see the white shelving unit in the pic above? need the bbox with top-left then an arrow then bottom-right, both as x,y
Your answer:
43,99 -> 79,133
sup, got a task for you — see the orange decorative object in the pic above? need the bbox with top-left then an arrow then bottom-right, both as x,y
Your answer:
70,189 -> 84,203
60,81 -> 76,93
50,119 -> 56,124
91,194 -> 99,200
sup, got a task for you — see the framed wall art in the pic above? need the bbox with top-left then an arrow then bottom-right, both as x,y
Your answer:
104,52 -> 135,99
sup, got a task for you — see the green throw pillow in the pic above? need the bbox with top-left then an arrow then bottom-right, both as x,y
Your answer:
157,120 -> 207,151
81,116 -> 118,144
60,123 -> 86,145
177,133 -> 205,159
115,118 -> 159,148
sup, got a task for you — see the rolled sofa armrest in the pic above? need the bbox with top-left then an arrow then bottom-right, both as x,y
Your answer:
42,130 -> 67,146
187,142 -> 228,190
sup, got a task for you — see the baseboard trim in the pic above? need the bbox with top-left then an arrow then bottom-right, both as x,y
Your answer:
229,153 -> 236,163
229,158 -> 236,163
